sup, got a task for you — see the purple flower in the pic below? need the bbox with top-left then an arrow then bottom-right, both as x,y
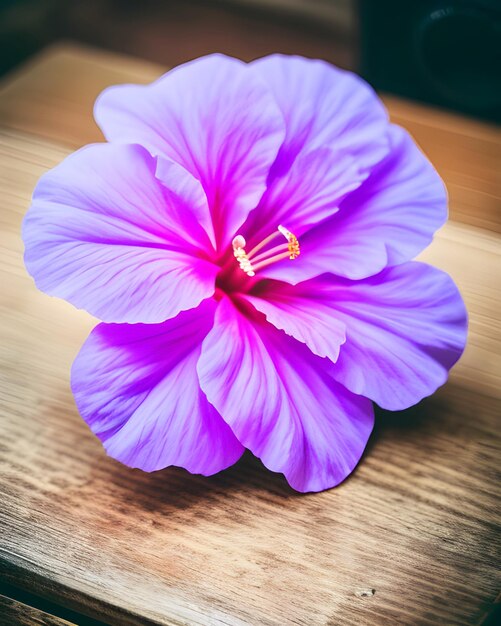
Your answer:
22,54 -> 467,492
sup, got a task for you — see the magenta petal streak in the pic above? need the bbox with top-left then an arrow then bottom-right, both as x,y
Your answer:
197,297 -> 374,493
71,300 -> 244,475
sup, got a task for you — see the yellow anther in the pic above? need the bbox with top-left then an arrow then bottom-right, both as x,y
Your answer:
277,225 -> 300,260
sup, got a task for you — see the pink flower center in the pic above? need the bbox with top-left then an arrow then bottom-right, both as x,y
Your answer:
231,225 -> 300,277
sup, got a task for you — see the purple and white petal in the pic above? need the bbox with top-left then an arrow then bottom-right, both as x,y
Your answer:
242,280 -> 346,362
197,297 -> 374,492
154,156 -> 217,249
244,148 -> 363,241
263,263 -> 466,410
71,300 -> 244,475
250,54 -> 389,181
23,143 -> 218,324
257,125 -> 447,283
95,54 -> 286,250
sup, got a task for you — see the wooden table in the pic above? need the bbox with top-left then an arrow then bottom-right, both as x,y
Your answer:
1,44 -> 500,626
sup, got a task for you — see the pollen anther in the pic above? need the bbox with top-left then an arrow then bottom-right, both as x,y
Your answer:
232,235 -> 255,277
277,224 -> 300,260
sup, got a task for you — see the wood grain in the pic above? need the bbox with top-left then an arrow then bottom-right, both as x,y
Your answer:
386,95 -> 501,234
0,595 -> 75,626
0,45 -> 500,626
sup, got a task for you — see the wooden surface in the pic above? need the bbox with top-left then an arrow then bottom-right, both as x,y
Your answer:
0,595 -> 75,626
0,44 -> 500,626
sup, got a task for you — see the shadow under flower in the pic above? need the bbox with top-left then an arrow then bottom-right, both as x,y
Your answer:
89,381 -> 468,515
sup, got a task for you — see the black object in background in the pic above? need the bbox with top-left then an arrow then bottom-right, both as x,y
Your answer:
360,0 -> 501,122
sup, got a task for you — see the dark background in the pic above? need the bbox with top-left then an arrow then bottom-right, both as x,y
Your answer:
1,0 -> 500,121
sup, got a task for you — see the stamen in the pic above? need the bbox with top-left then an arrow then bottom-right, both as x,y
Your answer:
232,225 -> 300,277
252,251 -> 293,272
249,243 -> 291,266
246,231 -> 281,258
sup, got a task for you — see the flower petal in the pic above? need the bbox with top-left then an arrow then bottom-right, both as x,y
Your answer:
250,54 -> 389,180
23,143 -> 219,323
71,300 -> 244,475
243,280 -> 346,362
280,263 -> 466,410
197,297 -> 374,492
95,54 -> 286,250
259,125 -> 447,284
244,147 -> 363,241
154,156 -> 217,250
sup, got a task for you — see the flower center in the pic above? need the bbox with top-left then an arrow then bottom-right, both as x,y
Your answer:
231,225 -> 300,277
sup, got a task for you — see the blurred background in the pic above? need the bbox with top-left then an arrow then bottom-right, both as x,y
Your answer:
0,0 -> 500,123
